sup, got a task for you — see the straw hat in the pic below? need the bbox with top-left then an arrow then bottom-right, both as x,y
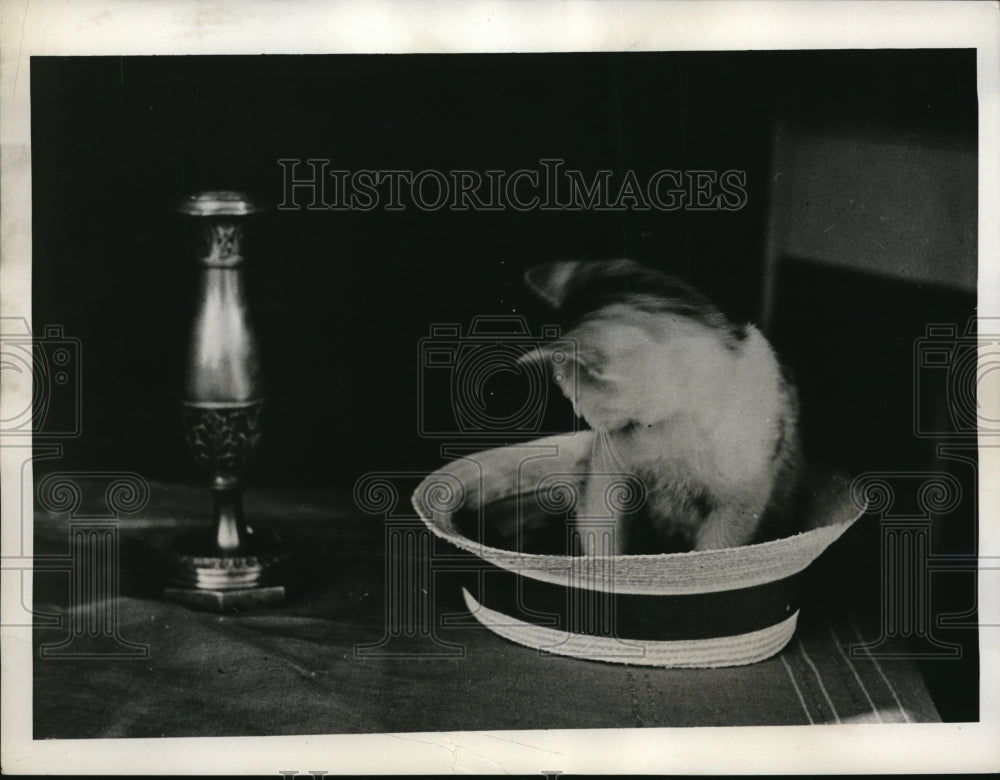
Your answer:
412,431 -> 865,668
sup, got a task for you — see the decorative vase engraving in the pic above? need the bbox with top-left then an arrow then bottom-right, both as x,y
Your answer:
183,403 -> 263,476
199,220 -> 244,266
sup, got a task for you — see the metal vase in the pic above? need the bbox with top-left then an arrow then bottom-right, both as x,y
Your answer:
165,190 -> 287,610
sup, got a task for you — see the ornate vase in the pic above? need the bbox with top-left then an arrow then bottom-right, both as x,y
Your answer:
165,190 -> 288,610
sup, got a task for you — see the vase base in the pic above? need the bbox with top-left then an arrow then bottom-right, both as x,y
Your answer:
166,527 -> 289,597
164,584 -> 286,612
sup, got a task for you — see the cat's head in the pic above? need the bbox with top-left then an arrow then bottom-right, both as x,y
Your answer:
525,259 -> 739,330
523,259 -> 749,431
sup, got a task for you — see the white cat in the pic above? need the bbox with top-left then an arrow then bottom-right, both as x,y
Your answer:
524,259 -> 802,553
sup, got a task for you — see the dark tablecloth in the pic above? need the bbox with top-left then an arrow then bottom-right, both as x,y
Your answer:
32,481 -> 939,738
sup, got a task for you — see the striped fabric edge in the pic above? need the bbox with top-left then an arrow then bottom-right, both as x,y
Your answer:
463,587 -> 800,668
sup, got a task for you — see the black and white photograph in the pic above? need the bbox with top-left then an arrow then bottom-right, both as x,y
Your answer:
1,1 -> 998,775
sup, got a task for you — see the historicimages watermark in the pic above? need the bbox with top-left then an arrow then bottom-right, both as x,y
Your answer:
277,158 -> 748,212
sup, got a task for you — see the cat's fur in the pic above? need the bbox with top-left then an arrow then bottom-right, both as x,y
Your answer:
524,259 -> 802,553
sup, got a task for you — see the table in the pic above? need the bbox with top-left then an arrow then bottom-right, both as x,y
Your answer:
32,480 -> 939,738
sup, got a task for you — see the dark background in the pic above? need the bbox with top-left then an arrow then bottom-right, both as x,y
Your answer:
31,51 -> 979,720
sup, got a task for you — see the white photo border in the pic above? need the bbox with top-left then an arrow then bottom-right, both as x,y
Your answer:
1,0 -> 998,775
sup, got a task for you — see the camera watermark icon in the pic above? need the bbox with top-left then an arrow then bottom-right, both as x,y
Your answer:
0,317 -> 82,439
914,317 -> 1000,439
417,316 -> 577,441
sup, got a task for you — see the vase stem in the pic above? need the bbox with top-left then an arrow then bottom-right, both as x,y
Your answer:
213,482 -> 246,552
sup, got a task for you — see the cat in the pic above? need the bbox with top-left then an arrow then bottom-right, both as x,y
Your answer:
523,258 -> 802,554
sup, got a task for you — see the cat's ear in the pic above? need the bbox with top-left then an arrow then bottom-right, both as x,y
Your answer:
518,343 -> 620,383
576,354 -> 619,383
523,261 -> 581,308
516,344 -> 550,367
574,349 -> 622,383
517,342 -> 572,371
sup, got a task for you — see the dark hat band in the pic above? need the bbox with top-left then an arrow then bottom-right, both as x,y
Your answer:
459,553 -> 801,641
